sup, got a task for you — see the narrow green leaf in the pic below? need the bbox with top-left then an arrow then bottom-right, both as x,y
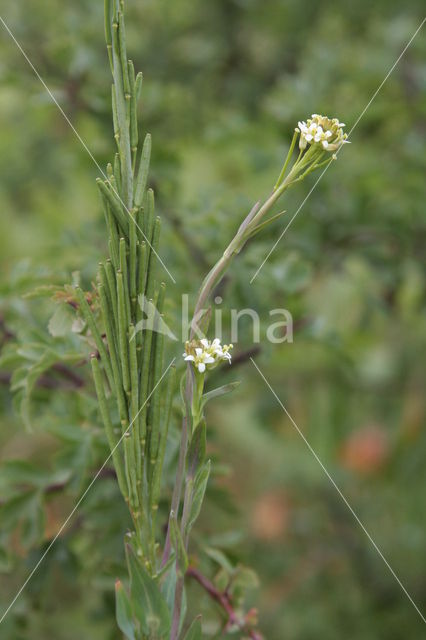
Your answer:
185,460 -> 211,535
125,544 -> 171,637
248,209 -> 286,238
201,381 -> 240,410
115,580 -> 136,640
182,616 -> 202,640
170,516 -> 188,577
187,422 -> 206,479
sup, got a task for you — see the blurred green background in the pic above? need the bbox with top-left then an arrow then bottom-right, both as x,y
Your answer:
0,0 -> 425,638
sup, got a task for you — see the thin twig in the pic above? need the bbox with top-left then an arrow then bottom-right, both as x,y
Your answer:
187,566 -> 263,639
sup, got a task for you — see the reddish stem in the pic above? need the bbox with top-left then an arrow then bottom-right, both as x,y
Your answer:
186,566 -> 263,639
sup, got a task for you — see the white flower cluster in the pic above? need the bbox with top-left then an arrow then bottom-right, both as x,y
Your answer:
296,114 -> 349,152
183,338 -> 233,373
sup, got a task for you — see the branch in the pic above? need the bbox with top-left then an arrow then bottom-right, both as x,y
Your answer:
186,566 -> 263,639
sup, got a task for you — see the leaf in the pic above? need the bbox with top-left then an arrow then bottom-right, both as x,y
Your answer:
125,544 -> 171,637
160,564 -> 187,637
204,547 -> 234,574
179,373 -> 192,428
185,460 -> 211,535
48,304 -> 74,337
0,460 -> 49,489
247,209 -> 286,238
233,566 -> 260,591
0,460 -> 70,493
170,516 -> 188,577
201,381 -> 240,410
115,580 -> 136,640
0,489 -> 45,548
0,490 -> 39,531
161,563 -> 177,613
9,342 -> 82,430
182,616 -> 202,640
187,422 -> 206,479
155,553 -> 176,582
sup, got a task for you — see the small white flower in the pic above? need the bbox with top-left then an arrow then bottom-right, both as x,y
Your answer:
183,338 -> 233,374
295,114 -> 349,152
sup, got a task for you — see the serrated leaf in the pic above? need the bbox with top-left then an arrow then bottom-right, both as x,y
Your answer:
182,616 -> 202,640
115,580 -> 136,640
125,544 -> 171,637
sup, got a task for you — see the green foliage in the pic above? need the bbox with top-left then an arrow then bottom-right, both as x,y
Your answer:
182,616 -> 202,640
125,544 -> 171,638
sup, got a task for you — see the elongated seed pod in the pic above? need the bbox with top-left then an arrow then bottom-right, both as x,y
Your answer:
104,203 -> 120,268
104,0 -> 113,65
136,241 -> 147,361
104,259 -> 118,322
119,237 -> 132,322
123,428 -> 138,510
128,60 -> 138,156
118,11 -> 130,96
135,71 -> 143,103
111,85 -> 119,141
145,188 -> 155,245
148,283 -> 166,470
128,323 -> 141,480
134,134 -> 151,208
145,215 -> 161,302
151,365 -> 175,509
129,212 -> 137,313
75,287 -> 114,387
111,18 -> 132,209
113,152 -> 122,195
137,205 -> 145,236
116,270 -> 131,394
138,287 -> 159,447
99,282 -> 128,424
99,263 -> 116,335
97,178 -> 128,236
91,355 -> 128,499
106,162 -> 114,181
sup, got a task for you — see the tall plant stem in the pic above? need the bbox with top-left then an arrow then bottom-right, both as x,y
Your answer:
168,136 -> 329,635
